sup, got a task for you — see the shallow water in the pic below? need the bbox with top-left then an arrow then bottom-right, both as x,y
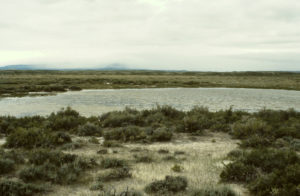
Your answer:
0,88 -> 299,117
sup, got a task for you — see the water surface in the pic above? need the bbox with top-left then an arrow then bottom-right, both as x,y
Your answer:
0,88 -> 299,117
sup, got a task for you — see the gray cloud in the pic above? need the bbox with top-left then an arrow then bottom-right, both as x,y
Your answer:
0,0 -> 299,71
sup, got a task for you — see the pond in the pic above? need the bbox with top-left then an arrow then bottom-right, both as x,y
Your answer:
0,88 -> 299,117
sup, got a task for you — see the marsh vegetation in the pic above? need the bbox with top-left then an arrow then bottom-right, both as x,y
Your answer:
0,105 -> 299,195
0,70 -> 299,98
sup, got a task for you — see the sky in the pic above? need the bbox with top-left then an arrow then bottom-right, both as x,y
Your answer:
0,0 -> 300,71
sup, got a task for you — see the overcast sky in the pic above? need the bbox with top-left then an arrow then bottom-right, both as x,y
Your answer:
0,0 -> 300,71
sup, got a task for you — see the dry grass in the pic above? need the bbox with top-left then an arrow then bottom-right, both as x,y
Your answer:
47,132 -> 249,196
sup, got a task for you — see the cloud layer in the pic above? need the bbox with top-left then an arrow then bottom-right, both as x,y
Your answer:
0,0 -> 299,71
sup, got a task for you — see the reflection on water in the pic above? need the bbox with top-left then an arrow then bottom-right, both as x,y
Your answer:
0,88 -> 299,117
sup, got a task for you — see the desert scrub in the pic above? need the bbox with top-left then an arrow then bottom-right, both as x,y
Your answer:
190,186 -> 237,196
0,180 -> 47,196
144,176 -> 188,194
78,122 -> 102,136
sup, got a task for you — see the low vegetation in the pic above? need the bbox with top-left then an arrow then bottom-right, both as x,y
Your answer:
0,106 -> 299,195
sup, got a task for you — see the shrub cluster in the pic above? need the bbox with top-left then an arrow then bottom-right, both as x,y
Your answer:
221,148 -> 300,195
19,150 -> 93,184
5,128 -> 71,149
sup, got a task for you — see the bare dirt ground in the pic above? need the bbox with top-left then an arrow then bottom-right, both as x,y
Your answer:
47,132 -> 249,196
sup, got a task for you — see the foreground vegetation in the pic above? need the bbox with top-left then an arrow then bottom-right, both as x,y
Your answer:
0,106 -> 299,195
0,70 -> 299,98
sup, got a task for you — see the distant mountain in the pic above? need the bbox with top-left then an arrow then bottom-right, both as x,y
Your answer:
97,63 -> 131,71
0,64 -> 134,71
0,65 -> 42,70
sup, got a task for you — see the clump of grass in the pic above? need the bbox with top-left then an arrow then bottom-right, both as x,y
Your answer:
174,150 -> 185,155
158,149 -> 169,154
0,179 -> 47,196
97,149 -> 108,154
98,167 -> 132,182
102,140 -> 122,148
60,142 -> 83,150
144,176 -> 188,194
90,182 -> 104,191
133,154 -> 153,163
191,186 -> 237,196
88,137 -> 99,144
163,155 -> 178,161
171,164 -> 184,172
101,158 -> 127,169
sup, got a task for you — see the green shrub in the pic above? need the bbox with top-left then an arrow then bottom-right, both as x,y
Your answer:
78,122 -> 102,136
0,158 -> 15,175
227,149 -> 245,159
20,150 -> 93,184
0,180 -> 46,196
5,128 -> 47,149
144,176 -> 188,194
5,128 -> 72,149
239,135 -> 273,148
149,127 -> 172,142
46,107 -> 86,132
28,149 -> 77,166
191,186 -> 237,196
100,108 -> 143,127
220,162 -> 257,183
101,158 -> 127,169
231,118 -> 271,139
49,131 -> 72,146
221,148 -> 300,195
0,150 -> 25,164
242,149 -> 299,173
103,126 -> 147,142
249,164 -> 300,196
